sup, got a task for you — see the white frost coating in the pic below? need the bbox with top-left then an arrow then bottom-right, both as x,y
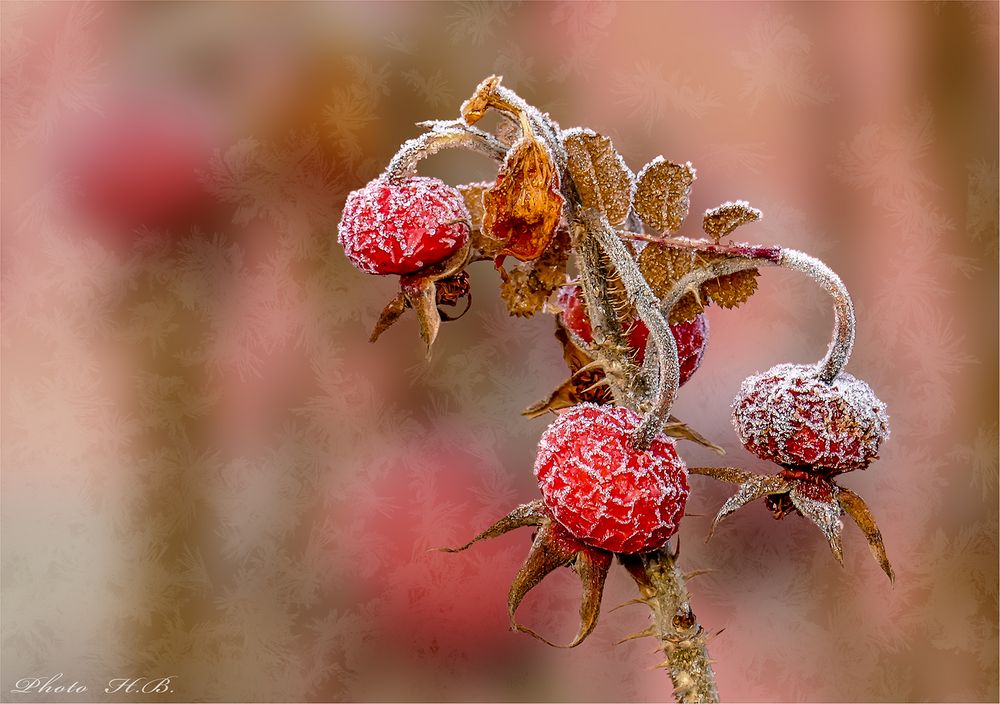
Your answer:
731,363 -> 890,472
779,248 -> 855,383
635,155 -> 698,185
702,200 -> 763,221
337,176 -> 470,275
561,126 -> 637,225
533,403 -> 689,554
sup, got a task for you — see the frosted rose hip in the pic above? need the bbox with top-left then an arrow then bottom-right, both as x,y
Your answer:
557,285 -> 709,385
731,363 -> 889,473
338,176 -> 470,275
533,403 -> 689,553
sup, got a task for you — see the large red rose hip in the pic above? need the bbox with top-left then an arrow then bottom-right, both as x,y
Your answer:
533,403 -> 689,554
731,363 -> 889,473
338,176 -> 470,275
557,285 -> 709,385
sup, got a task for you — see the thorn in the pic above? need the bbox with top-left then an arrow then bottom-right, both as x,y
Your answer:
610,598 -> 648,612
683,568 -> 716,582
706,627 -> 726,643
654,659 -> 672,670
616,626 -> 656,644
581,378 -> 611,395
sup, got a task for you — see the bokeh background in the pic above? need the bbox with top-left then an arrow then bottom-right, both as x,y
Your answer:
2,2 -> 997,702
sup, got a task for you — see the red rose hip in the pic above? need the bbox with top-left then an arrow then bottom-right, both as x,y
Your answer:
533,403 -> 689,553
557,285 -> 709,385
731,363 -> 889,473
338,176 -> 470,275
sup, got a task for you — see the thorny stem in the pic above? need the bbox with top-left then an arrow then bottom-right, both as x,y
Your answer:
623,550 -> 720,703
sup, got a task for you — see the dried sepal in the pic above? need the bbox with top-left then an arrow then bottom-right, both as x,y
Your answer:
637,243 -> 704,324
709,473 -> 790,538
662,417 -> 726,455
837,488 -> 895,582
789,485 -> 845,565
633,157 -> 697,235
687,466 -> 758,485
498,225 -> 569,317
508,516 -> 612,648
562,127 -> 635,225
400,277 -> 440,356
484,135 -> 565,261
439,500 -> 547,552
369,292 -> 408,343
461,75 -> 503,125
702,201 -> 762,242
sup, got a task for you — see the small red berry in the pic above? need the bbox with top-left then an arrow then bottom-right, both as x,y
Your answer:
731,363 -> 889,473
533,403 -> 689,554
338,176 -> 470,275
557,285 -> 709,385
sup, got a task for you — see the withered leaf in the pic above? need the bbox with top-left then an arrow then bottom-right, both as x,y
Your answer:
789,485 -> 845,564
637,243 -> 704,324
498,226 -> 569,317
563,128 -> 635,225
461,75 -> 502,125
369,292 -> 407,343
457,181 -> 490,232
702,200 -> 762,242
633,157 -> 697,234
837,488 -> 895,582
484,136 -> 565,261
699,258 -> 759,310
439,500 -> 546,552
709,474 -> 790,538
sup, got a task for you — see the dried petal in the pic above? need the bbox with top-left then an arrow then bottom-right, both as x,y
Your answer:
702,201 -> 762,242
637,243 -> 704,324
483,136 -> 565,261
369,292 -> 407,343
563,127 -> 635,225
789,484 -> 845,564
837,488 -> 895,582
440,500 -> 546,552
634,157 -> 697,234
461,75 -> 502,125
709,474 -> 790,538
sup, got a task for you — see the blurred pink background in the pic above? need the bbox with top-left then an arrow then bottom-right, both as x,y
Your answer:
2,2 -> 997,702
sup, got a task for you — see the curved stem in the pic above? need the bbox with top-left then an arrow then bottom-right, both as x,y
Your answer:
778,249 -> 855,383
384,126 -> 507,181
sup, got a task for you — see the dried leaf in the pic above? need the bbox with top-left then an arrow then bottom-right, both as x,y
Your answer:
699,259 -> 759,309
498,225 -> 570,317
484,136 -> 565,261
710,474 -> 790,538
789,485 -> 845,565
633,157 -> 697,234
369,292 -> 407,343
702,200 -> 762,242
837,488 -> 895,582
457,180 -> 490,232
662,416 -> 726,455
637,243 -> 704,324
439,500 -> 546,552
461,75 -> 502,125
563,128 -> 635,225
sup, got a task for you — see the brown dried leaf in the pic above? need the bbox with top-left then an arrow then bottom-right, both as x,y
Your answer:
710,474 -> 790,538
837,488 -> 895,582
702,200 -> 762,242
637,243 -> 704,324
461,75 -> 502,125
483,135 -> 565,261
789,485 -> 845,565
563,128 -> 635,225
662,416 -> 726,455
633,157 -> 697,234
700,263 -> 759,310
439,500 -> 546,552
369,292 -> 407,343
457,181 -> 490,232
498,226 -> 570,317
